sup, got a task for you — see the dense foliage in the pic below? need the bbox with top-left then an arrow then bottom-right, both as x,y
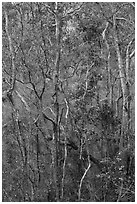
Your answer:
2,2 -> 135,202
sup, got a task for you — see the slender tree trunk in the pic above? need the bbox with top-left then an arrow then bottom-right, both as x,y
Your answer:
61,99 -> 69,201
125,39 -> 134,134
102,22 -> 112,106
112,14 -> 127,150
52,3 -> 62,201
4,10 -> 16,90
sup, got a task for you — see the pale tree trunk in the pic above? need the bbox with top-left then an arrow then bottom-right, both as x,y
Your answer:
112,14 -> 127,150
4,9 -> 16,109
61,98 -> 69,201
4,10 -> 16,90
52,3 -> 62,201
125,38 -> 135,138
102,22 -> 112,107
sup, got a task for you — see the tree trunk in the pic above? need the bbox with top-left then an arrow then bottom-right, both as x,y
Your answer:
102,22 -> 112,107
4,10 -> 16,90
112,14 -> 127,150
125,39 -> 134,134
53,3 -> 62,201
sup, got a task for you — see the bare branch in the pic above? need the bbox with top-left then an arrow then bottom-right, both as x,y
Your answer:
102,22 -> 109,40
28,70 -> 40,99
130,2 -> 135,8
15,90 -> 30,112
130,50 -> 135,58
64,3 -> 84,17
116,17 -> 134,26
42,112 -> 56,126
126,38 -> 135,81
40,20 -> 50,71
44,107 -> 56,117
45,4 -> 56,16
38,65 -> 46,100
78,158 -> 91,201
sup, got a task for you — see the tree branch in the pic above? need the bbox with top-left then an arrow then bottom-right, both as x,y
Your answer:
42,112 -> 56,126
45,4 -> 56,16
130,50 -> 135,58
64,3 -> 84,17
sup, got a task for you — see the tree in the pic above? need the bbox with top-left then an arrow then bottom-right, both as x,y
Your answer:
2,2 -> 135,202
